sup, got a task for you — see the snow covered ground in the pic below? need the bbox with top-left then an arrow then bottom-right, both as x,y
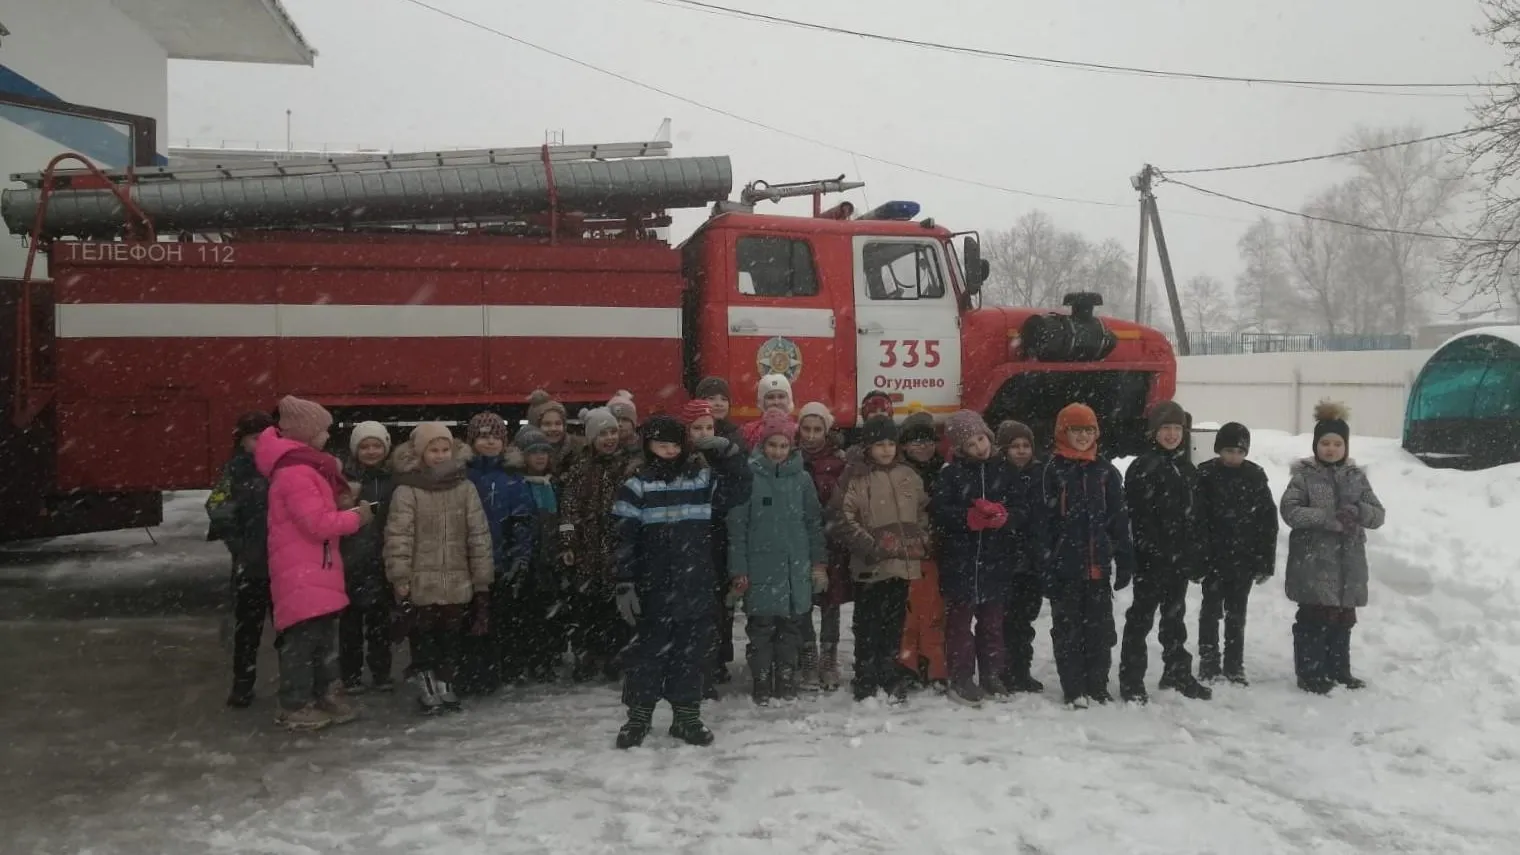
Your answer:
7,433 -> 1520,854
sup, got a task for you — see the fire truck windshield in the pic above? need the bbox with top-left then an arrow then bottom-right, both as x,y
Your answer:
861,241 -> 946,301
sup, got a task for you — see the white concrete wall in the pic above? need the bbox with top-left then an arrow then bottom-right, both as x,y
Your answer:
1175,350 -> 1433,439
0,0 -> 169,279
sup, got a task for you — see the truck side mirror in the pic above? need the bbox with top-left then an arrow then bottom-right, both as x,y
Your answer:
963,237 -> 987,295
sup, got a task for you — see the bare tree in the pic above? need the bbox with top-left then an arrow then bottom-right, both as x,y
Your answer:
1082,238 -> 1136,315
982,211 -> 1133,313
1182,274 -> 1237,334
1235,217 -> 1294,332
1343,124 -> 1464,332
1285,185 -> 1356,336
1454,0 -> 1520,300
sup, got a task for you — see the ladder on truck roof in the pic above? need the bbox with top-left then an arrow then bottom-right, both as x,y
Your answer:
9,139 -> 673,187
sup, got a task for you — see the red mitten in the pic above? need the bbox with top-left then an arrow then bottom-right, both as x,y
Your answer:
967,506 -> 991,532
877,531 -> 902,557
974,498 -> 1010,530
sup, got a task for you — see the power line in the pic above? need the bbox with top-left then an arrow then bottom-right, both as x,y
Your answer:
1159,175 -> 1492,242
650,0 -> 1492,95
1160,125 -> 1500,175
395,0 -> 1129,209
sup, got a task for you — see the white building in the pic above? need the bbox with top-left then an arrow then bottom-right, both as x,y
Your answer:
0,0 -> 315,278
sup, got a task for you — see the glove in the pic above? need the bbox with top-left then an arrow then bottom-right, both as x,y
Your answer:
1113,564 -> 1133,591
390,598 -> 417,643
876,531 -> 902,558
353,502 -> 375,527
972,498 -> 1009,530
726,575 -> 750,609
695,435 -> 736,458
615,581 -> 641,626
1336,506 -> 1360,533
811,564 -> 829,593
468,592 -> 491,636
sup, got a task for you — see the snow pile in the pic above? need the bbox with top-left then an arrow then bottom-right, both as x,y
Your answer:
30,437 -> 1520,853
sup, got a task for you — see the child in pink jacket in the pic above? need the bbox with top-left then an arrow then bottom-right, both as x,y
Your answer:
255,396 -> 374,731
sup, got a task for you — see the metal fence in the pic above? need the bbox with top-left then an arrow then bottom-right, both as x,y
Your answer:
1181,332 -> 1414,355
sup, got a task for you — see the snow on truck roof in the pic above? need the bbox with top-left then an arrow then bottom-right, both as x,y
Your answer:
111,0 -> 315,66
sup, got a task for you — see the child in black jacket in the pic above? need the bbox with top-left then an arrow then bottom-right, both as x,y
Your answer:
1195,422 -> 1279,685
206,411 -> 277,708
996,419 -> 1045,694
1119,400 -> 1212,704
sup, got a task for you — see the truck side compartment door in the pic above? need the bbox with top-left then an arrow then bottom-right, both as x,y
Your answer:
851,236 -> 962,422
723,233 -> 836,420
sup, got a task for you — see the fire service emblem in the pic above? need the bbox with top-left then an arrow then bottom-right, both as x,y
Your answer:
756,336 -> 803,382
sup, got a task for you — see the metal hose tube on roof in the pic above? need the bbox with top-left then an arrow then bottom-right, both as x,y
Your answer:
1,155 -> 733,237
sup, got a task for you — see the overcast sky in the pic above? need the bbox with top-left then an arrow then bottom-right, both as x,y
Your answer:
168,0 -> 1503,300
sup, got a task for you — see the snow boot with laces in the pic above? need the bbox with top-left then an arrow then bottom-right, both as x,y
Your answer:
1159,671 -> 1213,701
752,668 -> 773,707
416,671 -> 446,715
818,644 -> 842,692
947,678 -> 985,708
616,705 -> 654,749
668,704 -> 715,746
797,644 -> 821,693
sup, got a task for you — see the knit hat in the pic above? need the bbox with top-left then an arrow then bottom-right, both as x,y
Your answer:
514,425 -> 554,455
234,411 -> 276,443
349,420 -> 392,457
995,420 -> 1034,449
861,390 -> 893,420
755,410 -> 798,445
1147,400 -> 1187,434
1054,403 -> 1100,461
410,422 -> 454,452
641,414 -> 687,446
861,415 -> 899,447
1215,422 -> 1251,454
1312,400 -> 1350,450
580,407 -> 619,442
899,411 -> 937,445
527,389 -> 567,426
680,399 -> 715,426
607,391 -> 637,424
467,411 -> 509,444
798,401 -> 835,432
944,409 -> 993,451
757,374 -> 793,410
695,376 -> 731,401
277,395 -> 333,446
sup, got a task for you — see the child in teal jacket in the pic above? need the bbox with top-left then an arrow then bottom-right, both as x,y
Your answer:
727,412 -> 826,705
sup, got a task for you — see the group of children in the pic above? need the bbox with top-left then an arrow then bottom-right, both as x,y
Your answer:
206,374 -> 1385,744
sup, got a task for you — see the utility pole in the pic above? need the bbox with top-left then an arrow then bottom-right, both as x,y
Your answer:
1132,164 -> 1190,356
285,109 -> 292,151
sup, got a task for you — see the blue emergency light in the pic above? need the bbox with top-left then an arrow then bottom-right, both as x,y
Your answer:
857,200 -> 921,221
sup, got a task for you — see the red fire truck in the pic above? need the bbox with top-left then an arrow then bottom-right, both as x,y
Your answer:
0,140 -> 1174,541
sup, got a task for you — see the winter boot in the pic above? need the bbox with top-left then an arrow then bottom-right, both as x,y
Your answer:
1197,650 -> 1222,683
818,644 -> 842,692
1159,672 -> 1214,701
980,674 -> 1012,701
752,668 -> 774,707
1005,669 -> 1045,694
437,677 -> 462,712
275,704 -> 333,732
616,705 -> 654,749
798,644 -> 821,693
1327,626 -> 1366,690
775,664 -> 799,701
226,681 -> 256,709
416,671 -> 446,715
1120,684 -> 1149,705
668,704 -> 715,746
1087,685 -> 1114,705
947,678 -> 985,708
1293,621 -> 1334,695
318,687 -> 361,725
1065,694 -> 1089,710
342,677 -> 368,696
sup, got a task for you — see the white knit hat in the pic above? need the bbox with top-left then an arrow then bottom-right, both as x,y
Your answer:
798,401 -> 834,431
757,373 -> 794,410
349,421 -> 392,457
580,407 -> 619,441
